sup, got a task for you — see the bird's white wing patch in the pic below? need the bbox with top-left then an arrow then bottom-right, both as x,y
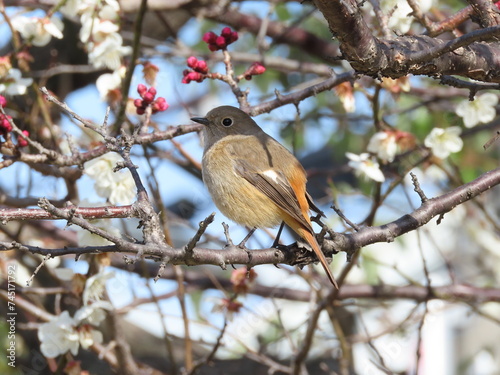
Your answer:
261,169 -> 279,182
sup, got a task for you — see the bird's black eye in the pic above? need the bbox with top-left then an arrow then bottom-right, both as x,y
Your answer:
222,118 -> 233,127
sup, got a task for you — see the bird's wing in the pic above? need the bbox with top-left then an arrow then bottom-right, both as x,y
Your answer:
306,191 -> 325,217
234,159 -> 312,231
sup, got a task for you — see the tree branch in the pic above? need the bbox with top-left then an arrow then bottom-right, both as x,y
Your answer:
3,167 -> 498,271
0,204 -> 134,221
313,0 -> 500,82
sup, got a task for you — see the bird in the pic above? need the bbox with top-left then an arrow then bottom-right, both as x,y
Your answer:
191,106 -> 337,287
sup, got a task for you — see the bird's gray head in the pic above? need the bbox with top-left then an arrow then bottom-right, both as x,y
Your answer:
191,106 -> 263,149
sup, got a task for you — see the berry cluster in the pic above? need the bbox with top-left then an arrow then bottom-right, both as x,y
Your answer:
202,27 -> 239,51
133,84 -> 169,115
182,27 -> 266,85
0,95 -> 30,147
182,57 -> 209,84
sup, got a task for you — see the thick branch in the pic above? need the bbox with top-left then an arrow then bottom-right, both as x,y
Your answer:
467,0 -> 500,27
313,0 -> 500,82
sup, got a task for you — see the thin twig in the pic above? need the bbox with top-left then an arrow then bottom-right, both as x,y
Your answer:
484,130 -> 500,150
331,203 -> 360,231
410,172 -> 428,203
185,213 -> 215,254
188,319 -> 228,374
25,254 -> 51,286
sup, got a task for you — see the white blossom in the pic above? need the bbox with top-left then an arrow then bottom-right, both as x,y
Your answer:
84,152 -> 122,179
74,301 -> 112,324
424,127 -> 463,159
381,0 -> 432,34
83,271 -> 115,305
367,131 -> 398,163
80,12 -> 119,43
456,93 -> 498,128
99,3 -> 120,20
69,0 -> 119,18
87,33 -> 132,70
0,68 -> 33,96
62,0 -> 127,70
346,152 -> 385,182
77,325 -> 103,350
84,153 -> 135,204
107,172 -> 136,204
12,15 -> 64,47
38,304 -> 109,357
96,67 -> 125,100
335,82 -> 355,113
59,0 -> 81,18
38,311 -> 81,358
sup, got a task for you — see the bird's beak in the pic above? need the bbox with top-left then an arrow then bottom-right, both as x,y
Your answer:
191,117 -> 210,126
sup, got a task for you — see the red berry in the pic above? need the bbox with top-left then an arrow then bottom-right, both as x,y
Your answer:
193,72 -> 204,82
147,87 -> 157,97
143,92 -> 154,103
208,44 -> 218,52
202,32 -> 217,44
137,84 -> 147,96
228,31 -> 238,44
215,36 -> 226,48
152,97 -> 169,113
187,56 -> 198,68
221,27 -> 238,44
0,115 -> 12,133
196,60 -> 208,74
17,130 -> 29,147
250,62 -> 266,75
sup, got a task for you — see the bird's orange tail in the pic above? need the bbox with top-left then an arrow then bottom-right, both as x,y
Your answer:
296,227 -> 338,288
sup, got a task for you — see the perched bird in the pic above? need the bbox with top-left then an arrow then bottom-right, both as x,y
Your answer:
191,106 -> 337,287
